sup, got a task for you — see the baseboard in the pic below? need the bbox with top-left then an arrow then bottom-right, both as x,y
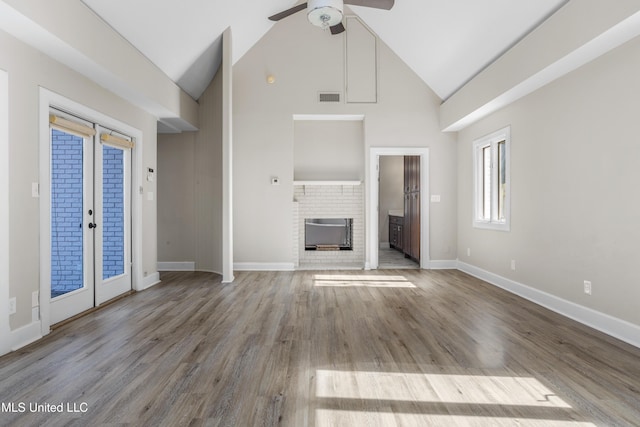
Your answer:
429,259 -> 458,270
234,262 -> 295,271
11,321 -> 42,352
457,261 -> 640,349
142,272 -> 161,290
157,261 -> 195,271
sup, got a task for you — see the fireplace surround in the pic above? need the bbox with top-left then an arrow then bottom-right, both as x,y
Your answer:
293,184 -> 364,268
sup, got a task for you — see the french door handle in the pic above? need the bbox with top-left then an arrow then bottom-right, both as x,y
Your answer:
88,223 -> 97,229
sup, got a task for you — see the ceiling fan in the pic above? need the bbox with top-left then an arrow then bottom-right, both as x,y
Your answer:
268,0 -> 395,35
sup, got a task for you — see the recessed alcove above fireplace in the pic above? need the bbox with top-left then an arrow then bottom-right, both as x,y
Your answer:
293,118 -> 364,182
292,115 -> 365,269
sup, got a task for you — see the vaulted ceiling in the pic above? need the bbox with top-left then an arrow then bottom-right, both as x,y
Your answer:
82,0 -> 567,101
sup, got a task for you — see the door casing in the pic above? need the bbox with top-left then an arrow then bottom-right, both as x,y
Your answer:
368,147 -> 429,270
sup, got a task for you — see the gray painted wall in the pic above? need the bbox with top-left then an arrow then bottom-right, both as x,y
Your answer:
157,69 -> 224,274
0,30 -> 157,330
233,13 -> 458,265
157,132 -> 196,263
457,34 -> 640,327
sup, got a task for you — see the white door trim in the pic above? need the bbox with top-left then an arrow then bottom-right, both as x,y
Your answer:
0,69 -> 10,355
39,89 -> 143,335
368,147 -> 429,270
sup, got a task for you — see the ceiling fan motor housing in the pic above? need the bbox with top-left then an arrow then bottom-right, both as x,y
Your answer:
307,0 -> 344,28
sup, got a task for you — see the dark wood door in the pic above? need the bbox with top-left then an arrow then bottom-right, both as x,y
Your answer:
404,156 -> 411,193
410,192 -> 420,260
402,156 -> 421,262
412,156 -> 420,192
403,193 -> 411,256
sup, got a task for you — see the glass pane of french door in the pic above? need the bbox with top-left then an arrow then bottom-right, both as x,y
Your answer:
49,126 -> 94,325
102,145 -> 125,280
94,137 -> 131,305
50,129 -> 85,298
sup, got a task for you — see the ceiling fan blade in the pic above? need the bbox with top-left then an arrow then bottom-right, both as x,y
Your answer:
343,0 -> 394,10
268,3 -> 308,21
330,22 -> 346,35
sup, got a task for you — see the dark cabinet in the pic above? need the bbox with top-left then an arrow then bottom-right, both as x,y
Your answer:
403,156 -> 420,262
389,215 -> 403,250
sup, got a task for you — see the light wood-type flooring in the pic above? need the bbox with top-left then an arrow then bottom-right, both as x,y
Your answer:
1,270 -> 639,426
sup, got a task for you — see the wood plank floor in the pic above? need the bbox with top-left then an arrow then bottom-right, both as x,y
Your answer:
1,270 -> 639,426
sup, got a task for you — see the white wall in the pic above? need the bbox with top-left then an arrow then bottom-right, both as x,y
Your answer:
441,1 -> 640,131
457,34 -> 640,329
233,14 -> 457,266
0,29 -> 157,336
0,0 -> 198,130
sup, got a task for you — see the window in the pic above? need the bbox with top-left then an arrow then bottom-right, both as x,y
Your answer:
473,126 -> 510,231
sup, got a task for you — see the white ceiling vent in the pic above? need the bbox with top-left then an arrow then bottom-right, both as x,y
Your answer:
318,92 -> 341,103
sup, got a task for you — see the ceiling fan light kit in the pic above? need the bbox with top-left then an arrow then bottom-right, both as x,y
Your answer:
307,0 -> 344,29
268,0 -> 394,35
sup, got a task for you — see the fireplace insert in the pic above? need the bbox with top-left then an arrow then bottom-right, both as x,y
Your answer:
305,218 -> 353,250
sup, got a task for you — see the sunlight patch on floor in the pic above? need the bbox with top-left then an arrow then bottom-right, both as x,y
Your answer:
315,370 -> 596,426
316,370 -> 571,407
315,410 -> 597,427
313,274 -> 416,288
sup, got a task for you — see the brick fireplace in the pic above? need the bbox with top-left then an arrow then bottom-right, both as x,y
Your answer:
293,184 -> 364,269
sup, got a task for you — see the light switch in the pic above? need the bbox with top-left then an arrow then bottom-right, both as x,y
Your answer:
430,195 -> 441,203
32,182 -> 40,198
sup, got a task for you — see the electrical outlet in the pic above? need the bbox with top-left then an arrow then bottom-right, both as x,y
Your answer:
467,248 -> 471,257
8,297 -> 16,315
511,260 -> 516,271
584,280 -> 592,295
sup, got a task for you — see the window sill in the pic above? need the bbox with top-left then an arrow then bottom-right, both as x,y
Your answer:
473,220 -> 510,232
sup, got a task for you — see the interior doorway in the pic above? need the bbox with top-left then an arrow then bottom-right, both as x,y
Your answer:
368,147 -> 429,270
378,156 -> 420,269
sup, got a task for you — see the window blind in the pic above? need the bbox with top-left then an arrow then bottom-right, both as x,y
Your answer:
49,114 -> 96,138
100,133 -> 134,149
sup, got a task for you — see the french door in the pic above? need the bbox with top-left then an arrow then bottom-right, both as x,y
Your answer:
49,112 -> 132,324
